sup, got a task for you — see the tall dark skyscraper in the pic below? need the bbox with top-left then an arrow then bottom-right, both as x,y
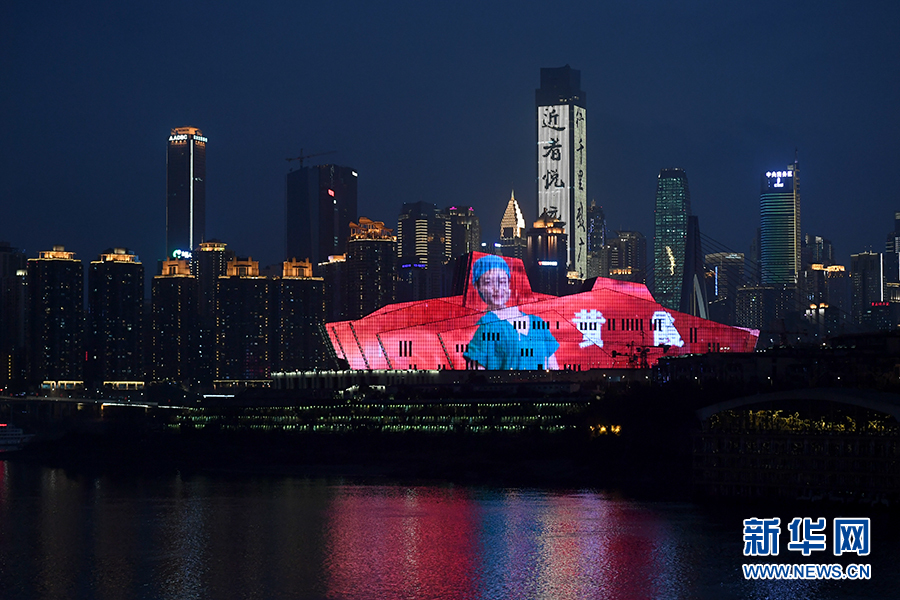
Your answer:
760,162 -> 800,285
88,248 -> 144,385
653,168 -> 691,311
346,217 -> 397,320
0,242 -> 27,386
151,259 -> 198,383
166,127 -> 207,259
26,246 -> 84,385
536,65 -> 587,279
285,164 -> 358,269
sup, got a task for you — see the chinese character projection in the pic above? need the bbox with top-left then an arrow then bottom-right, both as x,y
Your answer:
325,253 -> 758,370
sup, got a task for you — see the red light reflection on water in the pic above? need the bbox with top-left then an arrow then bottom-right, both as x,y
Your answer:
325,486 -> 479,599
325,487 -> 679,600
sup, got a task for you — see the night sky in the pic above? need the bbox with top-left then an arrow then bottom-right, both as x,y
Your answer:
3,1 -> 898,280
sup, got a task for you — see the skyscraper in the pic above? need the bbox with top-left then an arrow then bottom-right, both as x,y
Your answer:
604,231 -> 647,284
396,201 -> 451,302
346,217 -> 397,319
26,246 -> 84,385
760,162 -> 800,285
526,209 -> 568,295
536,65 -> 587,278
445,206 -> 481,259
285,164 -> 358,269
275,259 -> 329,372
653,168 -> 691,311
586,200 -> 606,279
88,248 -> 144,385
498,191 -> 527,260
217,257 -> 271,380
151,259 -> 198,383
166,127 -> 207,259
0,242 -> 26,386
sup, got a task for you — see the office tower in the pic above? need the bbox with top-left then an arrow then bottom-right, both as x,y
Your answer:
151,259 -> 198,383
605,231 -> 647,284
166,127 -> 207,259
497,191 -> 527,260
536,65 -> 587,278
760,163 -> 800,285
192,240 -> 233,383
850,252 -> 883,329
217,257 -> 271,380
886,212 -> 900,253
275,259 -> 328,371
285,164 -> 358,269
0,242 -> 27,386
586,200 -> 606,279
445,206 -> 481,259
26,246 -> 84,385
705,252 -> 744,325
346,218 -> 397,320
526,208 -> 568,295
803,234 -> 835,268
88,248 -> 144,386
396,201 -> 451,302
653,168 -> 692,311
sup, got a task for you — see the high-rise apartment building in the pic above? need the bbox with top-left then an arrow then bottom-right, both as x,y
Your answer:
192,240 -> 234,384
88,248 -> 144,385
26,246 -> 84,385
151,259 -> 198,383
0,242 -> 27,386
166,127 -> 207,259
536,65 -> 587,278
275,259 -> 328,372
346,218 -> 397,320
217,257 -> 271,381
653,168 -> 692,311
285,164 -> 358,269
760,163 -> 800,285
705,252 -> 744,325
850,252 -> 883,329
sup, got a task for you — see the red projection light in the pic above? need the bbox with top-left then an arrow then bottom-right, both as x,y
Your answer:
327,252 -> 759,371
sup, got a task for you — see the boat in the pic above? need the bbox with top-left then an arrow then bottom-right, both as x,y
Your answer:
0,423 -> 34,451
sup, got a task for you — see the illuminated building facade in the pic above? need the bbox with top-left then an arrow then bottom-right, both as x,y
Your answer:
26,246 -> 84,384
88,248 -> 144,385
217,258 -> 271,380
526,209 -> 568,296
497,191 -> 527,261
0,242 -> 27,386
653,168 -> 691,311
397,201 -> 451,302
346,218 -> 397,319
275,259 -> 329,372
445,206 -> 481,259
604,231 -> 647,285
326,252 -> 758,371
760,163 -> 800,285
151,259 -> 198,383
536,65 -> 587,278
166,127 -> 207,259
285,164 -> 358,269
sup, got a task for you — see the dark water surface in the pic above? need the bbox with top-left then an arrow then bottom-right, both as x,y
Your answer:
1,459 -> 897,599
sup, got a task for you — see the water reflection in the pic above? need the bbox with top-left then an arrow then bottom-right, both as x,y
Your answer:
0,462 -> 896,599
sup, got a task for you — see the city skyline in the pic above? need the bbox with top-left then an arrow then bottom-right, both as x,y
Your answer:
3,1 -> 898,278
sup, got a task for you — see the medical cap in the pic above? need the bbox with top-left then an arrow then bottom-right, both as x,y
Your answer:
472,254 -> 511,283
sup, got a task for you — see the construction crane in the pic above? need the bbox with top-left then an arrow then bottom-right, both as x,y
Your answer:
285,149 -> 336,169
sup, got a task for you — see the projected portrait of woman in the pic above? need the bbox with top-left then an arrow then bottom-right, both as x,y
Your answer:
463,255 -> 559,370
